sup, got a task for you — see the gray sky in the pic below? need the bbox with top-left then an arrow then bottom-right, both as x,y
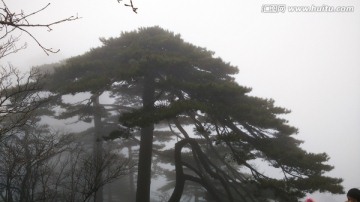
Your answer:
2,0 -> 359,201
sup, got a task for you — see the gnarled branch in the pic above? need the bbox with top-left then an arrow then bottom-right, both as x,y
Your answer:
0,0 -> 80,57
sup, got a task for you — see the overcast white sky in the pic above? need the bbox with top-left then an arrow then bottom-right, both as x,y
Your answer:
1,0 -> 359,201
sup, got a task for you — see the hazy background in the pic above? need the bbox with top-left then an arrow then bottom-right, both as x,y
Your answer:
1,0 -> 359,201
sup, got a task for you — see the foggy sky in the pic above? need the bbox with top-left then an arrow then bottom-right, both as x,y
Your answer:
1,0 -> 359,201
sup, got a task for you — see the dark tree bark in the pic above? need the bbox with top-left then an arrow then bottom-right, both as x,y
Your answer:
92,94 -> 103,202
135,74 -> 155,202
169,138 -> 224,202
168,139 -> 186,202
169,138 -> 259,202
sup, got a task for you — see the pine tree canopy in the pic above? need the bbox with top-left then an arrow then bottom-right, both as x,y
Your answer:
47,26 -> 344,201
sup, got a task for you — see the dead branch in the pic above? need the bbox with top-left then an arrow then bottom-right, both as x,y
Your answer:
0,65 -> 50,141
118,0 -> 138,13
0,0 -> 80,57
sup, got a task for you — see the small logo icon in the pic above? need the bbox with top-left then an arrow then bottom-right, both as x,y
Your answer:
262,4 -> 286,13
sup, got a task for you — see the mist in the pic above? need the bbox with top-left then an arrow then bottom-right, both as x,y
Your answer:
1,0 -> 359,201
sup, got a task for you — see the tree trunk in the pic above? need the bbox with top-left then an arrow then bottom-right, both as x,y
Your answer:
92,94 -> 103,202
135,74 -> 155,202
19,130 -> 31,202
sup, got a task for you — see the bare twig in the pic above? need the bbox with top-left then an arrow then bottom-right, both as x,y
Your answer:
118,0 -> 138,13
0,0 -> 80,57
0,65 -> 49,141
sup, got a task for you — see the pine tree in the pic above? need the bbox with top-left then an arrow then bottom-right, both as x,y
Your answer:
47,26 -> 344,202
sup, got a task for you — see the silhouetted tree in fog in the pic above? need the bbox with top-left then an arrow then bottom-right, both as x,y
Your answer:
0,2 -> 137,201
47,27 -> 344,202
0,117 -> 133,202
0,66 -> 48,141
